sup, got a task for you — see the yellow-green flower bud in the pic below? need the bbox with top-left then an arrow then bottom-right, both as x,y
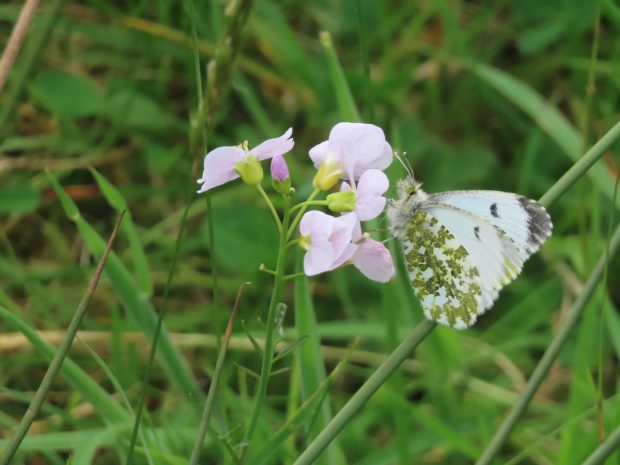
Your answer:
299,234 -> 311,251
312,162 -> 343,191
326,191 -> 356,213
235,156 -> 263,185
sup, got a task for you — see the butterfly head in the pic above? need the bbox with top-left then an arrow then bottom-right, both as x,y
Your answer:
387,175 -> 428,238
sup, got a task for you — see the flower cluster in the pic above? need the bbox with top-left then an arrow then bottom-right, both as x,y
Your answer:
197,122 -> 395,283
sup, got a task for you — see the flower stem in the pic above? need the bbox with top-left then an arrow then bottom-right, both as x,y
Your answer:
287,188 -> 320,240
289,199 -> 328,214
239,195 -> 291,461
257,183 -> 282,232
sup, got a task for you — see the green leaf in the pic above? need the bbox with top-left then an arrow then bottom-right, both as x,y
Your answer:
0,184 -> 40,214
105,89 -> 169,132
28,70 -> 103,118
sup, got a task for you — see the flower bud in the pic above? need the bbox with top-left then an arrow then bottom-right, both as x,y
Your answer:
271,155 -> 291,194
235,156 -> 263,185
326,191 -> 356,213
312,162 -> 342,191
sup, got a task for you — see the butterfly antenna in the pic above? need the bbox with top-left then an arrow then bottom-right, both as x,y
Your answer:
394,151 -> 414,177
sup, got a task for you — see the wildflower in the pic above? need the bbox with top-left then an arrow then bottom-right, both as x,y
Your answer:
299,211 -> 358,276
309,122 -> 393,188
270,154 -> 291,194
340,169 -> 389,221
197,128 -> 294,193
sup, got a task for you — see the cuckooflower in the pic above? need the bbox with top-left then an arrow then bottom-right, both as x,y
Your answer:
310,122 -> 393,188
340,169 -> 389,221
197,128 -> 294,193
299,211 -> 358,276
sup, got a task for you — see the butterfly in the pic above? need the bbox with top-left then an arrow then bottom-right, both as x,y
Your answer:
387,174 -> 552,329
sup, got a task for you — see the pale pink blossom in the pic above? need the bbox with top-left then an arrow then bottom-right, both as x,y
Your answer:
349,236 -> 395,283
309,122 -> 393,182
340,169 -> 389,221
299,212 -> 358,276
197,128 -> 294,193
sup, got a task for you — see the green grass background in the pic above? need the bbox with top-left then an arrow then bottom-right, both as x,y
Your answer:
1,0 -> 620,464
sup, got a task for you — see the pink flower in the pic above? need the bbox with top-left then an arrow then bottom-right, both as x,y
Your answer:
309,122 -> 393,183
340,169 -> 389,221
197,128 -> 294,193
349,236 -> 395,283
299,212 -> 358,276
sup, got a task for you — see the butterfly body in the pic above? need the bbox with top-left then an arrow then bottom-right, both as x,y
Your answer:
388,176 -> 552,329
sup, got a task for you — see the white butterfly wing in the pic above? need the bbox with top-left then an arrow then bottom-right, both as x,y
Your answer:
398,209 -> 485,329
419,203 -> 528,313
427,190 -> 552,254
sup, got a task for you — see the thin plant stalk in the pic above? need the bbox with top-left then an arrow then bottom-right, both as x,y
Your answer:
0,212 -> 124,465
125,195 -> 193,465
581,425 -> 620,465
0,0 -> 40,94
239,196 -> 291,461
0,0 -> 66,135
189,283 -> 250,465
474,221 -> 620,465
291,320 -> 436,465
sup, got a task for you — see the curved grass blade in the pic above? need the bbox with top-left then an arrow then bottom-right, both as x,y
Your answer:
470,62 -> 620,207
0,212 -> 125,465
89,168 -> 153,297
46,171 -> 201,399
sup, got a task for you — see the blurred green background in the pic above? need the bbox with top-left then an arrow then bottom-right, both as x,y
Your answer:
1,0 -> 620,464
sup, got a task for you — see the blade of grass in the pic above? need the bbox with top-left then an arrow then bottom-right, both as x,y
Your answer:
294,250 -> 343,465
319,31 -> 361,122
0,0 -> 39,93
0,212 -> 125,465
46,171 -> 201,399
470,62 -> 620,207
475,220 -> 620,465
0,0 -> 66,135
291,319 -> 437,465
581,425 -> 620,465
189,282 -> 249,465
89,168 -> 153,297
0,309 -> 127,425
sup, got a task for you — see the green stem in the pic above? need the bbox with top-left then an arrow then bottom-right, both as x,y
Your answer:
239,196 -> 291,461
289,199 -> 329,214
0,213 -> 124,465
287,189 -> 321,240
475,221 -> 620,465
581,425 -> 620,465
257,183 -> 282,232
539,118 -> 620,208
291,320 -> 436,465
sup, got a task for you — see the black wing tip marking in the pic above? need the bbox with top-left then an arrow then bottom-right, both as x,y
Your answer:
517,196 -> 553,249
490,203 -> 499,218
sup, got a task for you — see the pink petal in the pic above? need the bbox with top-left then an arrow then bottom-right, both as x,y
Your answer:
329,213 -> 357,258
270,154 -> 289,182
197,146 -> 245,193
250,128 -> 294,161
305,238 -> 337,275
331,243 -> 358,269
299,211 -> 334,239
351,239 -> 394,283
308,140 -> 331,169
355,169 -> 389,221
330,123 -> 393,180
